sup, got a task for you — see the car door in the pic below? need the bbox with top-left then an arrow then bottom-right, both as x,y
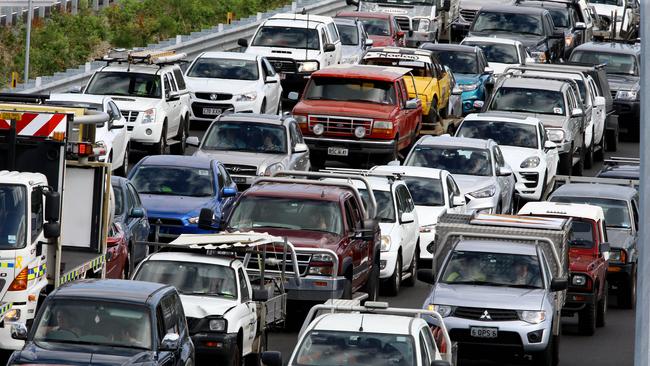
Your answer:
320,27 -> 334,67
158,294 -> 183,365
446,174 -> 465,214
288,121 -> 310,171
566,88 -> 584,151
396,184 -> 418,269
540,122 -> 559,181
397,78 -> 417,145
262,58 -> 282,111
544,13 -> 562,61
238,267 -> 258,354
107,101 -> 128,166
588,76 -> 606,144
126,181 -> 150,261
345,198 -> 368,289
326,22 -> 342,63
492,145 -> 513,212
162,73 -> 179,138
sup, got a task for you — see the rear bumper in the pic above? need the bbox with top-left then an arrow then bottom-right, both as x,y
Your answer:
304,136 -> 396,155
192,332 -> 237,357
607,262 -> 633,292
612,100 -> 640,130
285,275 -> 348,301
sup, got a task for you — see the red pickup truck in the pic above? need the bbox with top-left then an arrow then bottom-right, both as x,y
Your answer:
291,64 -> 422,167
519,202 -> 610,336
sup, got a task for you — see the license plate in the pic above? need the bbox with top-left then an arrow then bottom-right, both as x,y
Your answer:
470,327 -> 498,338
233,176 -> 247,184
279,73 -> 286,80
328,147 -> 348,156
203,108 -> 222,115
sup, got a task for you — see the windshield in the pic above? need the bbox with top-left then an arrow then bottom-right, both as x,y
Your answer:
406,146 -> 492,176
187,58 -> 258,80
551,197 -> 631,229
589,0 -> 622,5
442,251 -> 543,289
463,42 -> 519,64
228,197 -> 343,234
569,51 -> 638,76
135,260 -> 237,298
457,120 -> 538,149
569,220 -> 595,249
202,122 -> 287,154
113,185 -> 124,216
357,18 -> 391,36
490,87 -> 566,115
252,26 -> 319,49
85,72 -> 161,98
0,185 -> 27,248
402,177 -> 444,206
433,51 -> 478,74
33,300 -> 152,350
337,24 -> 359,45
130,166 -> 214,197
294,330 -> 417,366
305,77 -> 396,105
472,12 -> 543,35
547,8 -> 569,28
359,189 -> 395,222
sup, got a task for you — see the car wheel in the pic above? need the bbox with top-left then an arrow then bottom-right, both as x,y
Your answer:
557,152 -> 572,175
533,330 -> 558,366
170,118 -> 186,155
620,265 -> 637,309
584,139 -> 594,169
384,253 -> 401,296
578,299 -> 596,336
121,249 -> 131,280
244,330 -> 266,366
423,98 -> 438,126
361,254 -> 380,303
309,152 -> 326,170
115,144 -> 130,177
605,127 -> 618,152
571,144 -> 584,176
386,135 -> 399,163
276,99 -> 282,115
403,244 -> 418,287
596,282 -> 607,327
152,122 -> 167,155
232,341 -> 242,366
260,99 -> 267,114
342,277 -> 353,300
594,133 -> 605,161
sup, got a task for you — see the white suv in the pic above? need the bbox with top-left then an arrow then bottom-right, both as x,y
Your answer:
84,51 -> 191,155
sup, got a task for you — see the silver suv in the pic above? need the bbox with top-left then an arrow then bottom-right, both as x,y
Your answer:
188,113 -> 310,188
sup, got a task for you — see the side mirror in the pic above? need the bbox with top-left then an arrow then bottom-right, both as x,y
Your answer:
550,278 -> 568,292
387,159 -> 401,166
497,166 -> 513,176
346,0 -> 359,5
441,0 -> 451,11
167,92 -> 181,102
237,38 -> 249,48
186,136 -> 200,147
594,96 -> 606,106
571,108 -> 583,117
198,208 -> 216,230
45,191 -> 61,222
363,218 -> 378,231
252,288 -> 270,302
365,38 -> 374,47
44,222 -> 61,239
288,92 -> 300,101
544,140 -> 557,150
324,44 -> 336,53
109,119 -> 125,129
130,207 -> 146,218
575,22 -> 587,30
265,76 -> 278,84
483,66 -> 494,75
68,85 -> 83,93
452,86 -> 462,95
417,269 -> 436,284
222,187 -> 237,198
261,351 -> 283,366
160,333 -> 181,351
599,242 -> 611,253
293,142 -> 308,153
400,212 -> 415,224
452,195 -> 465,207
405,98 -> 419,110
10,324 -> 28,340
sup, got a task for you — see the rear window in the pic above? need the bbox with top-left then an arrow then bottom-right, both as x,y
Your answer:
472,12 -> 543,35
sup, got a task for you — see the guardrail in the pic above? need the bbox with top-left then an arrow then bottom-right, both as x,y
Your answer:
4,0 -> 349,94
0,0 -> 119,26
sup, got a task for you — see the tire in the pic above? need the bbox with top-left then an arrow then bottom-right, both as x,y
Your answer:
121,249 -> 131,280
584,139 -> 594,169
540,172 -> 548,200
152,123 -> 167,155
342,277 -> 353,300
605,128 -> 618,152
244,331 -> 266,366
423,99 -> 438,126
276,99 -> 282,115
260,99 -> 267,114
403,245 -> 418,287
361,255 -> 380,302
386,135 -> 400,163
578,301 -> 596,336
309,152 -> 326,170
594,133 -> 605,161
557,152 -> 572,175
533,333 -> 557,366
114,144 -> 130,177
597,282 -> 608,328
170,117 -> 187,155
232,341 -> 242,366
619,265 -> 637,309
571,144 -> 584,176
384,254 -> 402,296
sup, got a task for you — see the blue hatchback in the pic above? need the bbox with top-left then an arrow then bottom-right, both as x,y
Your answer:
127,155 -> 237,241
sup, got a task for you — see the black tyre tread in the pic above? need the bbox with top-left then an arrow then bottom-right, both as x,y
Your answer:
403,246 -> 418,287
578,302 -> 596,336
596,282 -> 607,328
383,255 -> 401,296
619,265 -> 636,309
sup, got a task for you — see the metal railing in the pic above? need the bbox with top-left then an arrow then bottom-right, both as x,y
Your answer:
0,0 -> 119,26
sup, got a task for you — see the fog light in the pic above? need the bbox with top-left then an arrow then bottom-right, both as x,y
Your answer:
146,128 -> 153,135
5,309 -> 20,321
527,329 -> 544,343
313,123 -> 324,136
354,126 -> 366,138
380,260 -> 387,270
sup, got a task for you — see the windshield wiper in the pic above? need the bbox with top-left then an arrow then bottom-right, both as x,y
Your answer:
508,283 -> 542,289
137,191 -> 181,196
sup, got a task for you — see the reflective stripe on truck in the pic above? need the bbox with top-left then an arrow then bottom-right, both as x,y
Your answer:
58,255 -> 106,286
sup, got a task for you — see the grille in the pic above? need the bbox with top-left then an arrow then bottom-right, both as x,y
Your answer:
519,172 -> 539,189
191,102 -> 234,119
267,58 -> 298,73
611,90 -> 618,99
308,115 -> 373,135
148,218 -> 184,226
453,307 -> 519,321
395,16 -> 411,31
127,126 -> 134,131
224,164 -> 258,176
237,251 -> 312,276
460,9 -> 477,23
195,92 -> 233,101
450,329 -> 523,346
121,110 -> 139,123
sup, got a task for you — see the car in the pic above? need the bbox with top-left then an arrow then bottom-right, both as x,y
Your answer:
48,93 -> 130,175
291,64 -> 422,167
404,135 -> 516,214
360,47 -> 451,127
486,75 -> 586,175
371,165 -> 467,265
460,36 -> 532,75
84,50 -> 191,155
597,157 -> 639,181
111,176 -> 150,275
590,0 -> 639,40
336,11 -> 405,47
468,5 -> 565,63
188,113 -> 311,189
420,43 -> 493,114
184,52 -> 283,122
335,17 -> 373,64
449,0 -> 513,42
569,42 -> 640,139
548,181 -> 639,309
127,155 -> 238,241
456,113 -> 559,201
105,222 -> 129,279
8,280 -> 195,366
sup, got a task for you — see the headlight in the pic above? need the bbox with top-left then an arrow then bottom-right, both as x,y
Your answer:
142,108 -> 156,124
520,156 -> 541,168
309,253 -> 335,275
4,309 -> 20,321
294,115 -> 307,126
235,92 -> 257,102
609,249 -> 626,263
298,61 -> 319,73
428,304 -> 452,317
529,51 -> 547,63
469,185 -> 496,199
616,90 -> 638,100
565,34 -> 574,47
373,121 -> 393,130
420,224 -> 436,233
188,216 -> 199,224
459,83 -> 479,91
572,274 -> 587,286
263,163 -> 284,176
381,235 -> 392,251
518,310 -> 546,324
416,19 -> 430,32
546,129 -> 565,143
208,318 -> 227,332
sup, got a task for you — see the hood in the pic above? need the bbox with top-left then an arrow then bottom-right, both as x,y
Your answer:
368,35 -> 395,47
185,77 -> 257,94
13,341 -> 155,366
488,63 -> 514,75
460,0 -> 510,11
532,113 -> 568,129
108,96 -> 160,113
428,283 -> 545,310
468,32 -> 546,49
180,294 -> 238,318
569,250 -> 598,272
293,99 -> 396,119
499,145 -> 541,171
606,227 -> 635,251
455,73 -> 481,85
241,228 -> 343,251
245,46 -> 321,62
606,74 -> 640,92
341,46 -> 363,63
452,174 -> 496,195
194,149 -> 285,173
415,205 -> 446,226
141,194 -> 215,217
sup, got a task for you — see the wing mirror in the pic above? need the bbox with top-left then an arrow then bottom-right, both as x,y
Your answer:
346,0 -> 359,5
452,195 -> 465,207
525,56 -> 536,65
387,159 -> 401,166
130,207 -> 145,218
483,66 -> 494,75
400,212 -> 415,224
571,108 -> 584,117
544,141 -> 557,150
293,143 -> 308,153
324,44 -> 336,53
222,187 -> 237,198
365,38 -> 374,47
252,288 -> 270,302
160,333 -> 181,351
452,86 -> 462,95
599,242 -> 611,254
45,190 -> 61,222
550,278 -> 568,292
261,351 -> 283,366
594,96 -> 606,106
10,324 -> 28,340
167,91 -> 180,102
431,361 -> 451,366
497,166 -> 513,176
265,76 -> 278,84
198,208 -> 217,230
186,136 -> 200,147
405,98 -> 419,110
237,38 -> 249,48
575,22 -> 587,30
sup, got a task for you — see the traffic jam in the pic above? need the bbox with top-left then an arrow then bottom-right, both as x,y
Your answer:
0,0 -> 642,364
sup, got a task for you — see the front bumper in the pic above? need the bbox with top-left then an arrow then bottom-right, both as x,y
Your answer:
562,291 -> 596,315
304,136 -> 396,155
192,331 -> 237,357
607,262 -> 633,293
380,250 -> 399,279
612,99 -> 640,130
189,99 -> 259,123
513,167 -> 546,201
129,120 -> 164,144
461,89 -> 483,114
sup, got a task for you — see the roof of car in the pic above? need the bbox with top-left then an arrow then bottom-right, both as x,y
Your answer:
366,47 -> 435,56
218,113 -> 286,126
500,76 -> 567,92
371,165 -> 444,180
519,202 -> 605,222
245,182 -> 351,202
597,164 -> 639,180
98,64 -> 178,74
456,239 -> 538,256
309,312 -> 419,335
419,43 -> 478,53
336,11 -> 393,19
549,183 -> 637,200
417,135 -> 493,150
478,4 -> 549,15
573,42 -> 641,55
325,175 -> 395,192
462,36 -> 522,46
197,51 -> 259,61
312,64 -> 412,81
52,279 -> 171,303
269,13 -> 334,24
138,155 -> 215,169
145,252 -> 237,268
517,1 -> 569,9
463,112 -> 541,126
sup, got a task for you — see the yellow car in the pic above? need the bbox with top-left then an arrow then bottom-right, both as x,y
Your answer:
361,47 -> 452,128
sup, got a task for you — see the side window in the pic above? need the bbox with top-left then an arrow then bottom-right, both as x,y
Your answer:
173,68 -> 186,90
173,293 -> 187,334
493,146 -> 505,167
31,189 -> 43,242
160,294 -> 180,335
215,165 -> 225,191
259,60 -> 268,79
163,75 -> 172,96
446,175 -> 455,205
109,102 -> 121,121
399,80 -> 409,105
289,123 -> 303,148
156,305 -> 166,342
421,326 -> 439,357
344,200 -> 356,231
166,73 -> 177,92
419,329 -> 433,366
238,268 -> 250,302
347,197 -> 363,230
539,123 -> 546,146
218,164 -> 233,187
518,44 -> 527,62
320,28 -> 330,49
127,183 -> 143,207
327,22 -> 340,43
631,200 -> 640,229
546,14 -> 555,33
396,185 -> 414,213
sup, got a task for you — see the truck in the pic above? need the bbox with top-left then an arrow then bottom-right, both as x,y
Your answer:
418,213 -> 570,365
0,94 -> 112,350
519,202 -> 610,335
591,0 -> 639,41
133,232 -> 299,366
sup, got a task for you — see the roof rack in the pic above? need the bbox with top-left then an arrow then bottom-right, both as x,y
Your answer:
319,167 -> 404,181
550,174 -> 638,188
603,157 -> 640,166
97,49 -> 187,67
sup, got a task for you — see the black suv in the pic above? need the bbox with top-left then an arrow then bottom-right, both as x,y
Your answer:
569,42 -> 640,140
468,5 -> 565,63
9,280 -> 195,366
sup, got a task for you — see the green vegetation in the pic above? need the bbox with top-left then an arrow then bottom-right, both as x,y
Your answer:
0,0 -> 290,87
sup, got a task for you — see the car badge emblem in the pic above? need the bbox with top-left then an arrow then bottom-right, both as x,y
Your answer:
480,310 -> 492,320
210,93 -> 219,101
231,166 -> 241,173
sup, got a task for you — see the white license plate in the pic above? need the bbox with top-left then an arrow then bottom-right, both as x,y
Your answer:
328,147 -> 348,156
279,73 -> 286,80
470,327 -> 498,338
233,177 -> 246,184
203,108 -> 222,115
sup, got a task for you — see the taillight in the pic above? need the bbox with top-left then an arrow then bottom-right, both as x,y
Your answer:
8,268 -> 28,291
